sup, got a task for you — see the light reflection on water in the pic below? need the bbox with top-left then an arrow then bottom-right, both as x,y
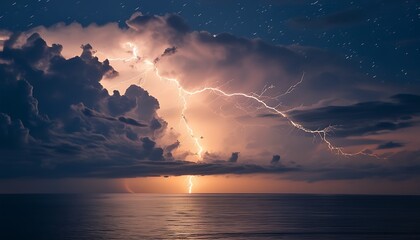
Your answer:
1,194 -> 420,240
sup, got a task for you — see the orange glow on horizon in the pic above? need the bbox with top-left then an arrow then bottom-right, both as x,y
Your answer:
120,175 -> 420,195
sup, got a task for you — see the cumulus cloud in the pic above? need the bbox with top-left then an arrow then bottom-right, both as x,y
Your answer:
0,32 -> 298,179
271,155 -> 281,164
0,33 -> 169,177
0,113 -> 29,149
228,152 -> 239,163
0,12 -> 419,182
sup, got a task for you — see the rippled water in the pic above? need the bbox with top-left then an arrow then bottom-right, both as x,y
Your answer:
1,194 -> 420,239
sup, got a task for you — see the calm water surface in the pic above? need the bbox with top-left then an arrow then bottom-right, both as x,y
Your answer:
1,194 -> 419,240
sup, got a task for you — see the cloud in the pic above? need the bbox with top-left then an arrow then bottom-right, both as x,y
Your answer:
288,94 -> 420,137
0,33 -> 171,178
271,155 -> 281,164
203,151 -> 222,162
228,152 -> 239,163
126,12 -> 190,46
127,13 -> 190,34
164,140 -> 180,153
0,113 -> 29,149
377,141 -> 404,150
299,164 -> 420,182
0,12 -> 419,183
0,32 -> 299,179
154,46 -> 177,63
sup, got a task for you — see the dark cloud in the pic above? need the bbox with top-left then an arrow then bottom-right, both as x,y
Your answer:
127,13 -> 189,33
117,116 -> 147,127
282,149 -> 420,182
1,13 -> 419,183
161,46 -> 177,57
106,90 -> 136,116
75,101 -> 148,128
0,33 -> 299,179
165,15 -> 190,33
124,85 -> 161,122
203,151 -> 222,162
333,121 -> 413,138
288,94 -> 420,137
0,159 -> 298,179
229,152 -> 239,163
300,164 -> 420,182
271,155 -> 281,164
149,118 -> 163,130
0,113 -> 29,149
377,141 -> 404,150
0,33 -> 169,178
154,46 -> 177,63
126,13 -> 189,45
164,140 -> 180,153
325,137 -> 386,148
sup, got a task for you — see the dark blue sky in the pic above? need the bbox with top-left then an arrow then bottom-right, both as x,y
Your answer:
1,0 -> 419,85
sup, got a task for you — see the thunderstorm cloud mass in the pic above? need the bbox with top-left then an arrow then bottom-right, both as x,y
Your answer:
0,0 -> 419,194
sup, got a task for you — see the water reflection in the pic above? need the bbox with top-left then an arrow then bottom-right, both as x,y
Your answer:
1,194 -> 420,240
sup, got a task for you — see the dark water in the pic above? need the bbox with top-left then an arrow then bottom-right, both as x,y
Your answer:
1,194 -> 420,240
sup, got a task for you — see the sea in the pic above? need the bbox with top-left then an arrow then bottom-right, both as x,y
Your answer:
0,194 -> 419,240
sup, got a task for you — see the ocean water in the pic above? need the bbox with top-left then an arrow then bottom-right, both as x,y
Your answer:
1,194 -> 419,240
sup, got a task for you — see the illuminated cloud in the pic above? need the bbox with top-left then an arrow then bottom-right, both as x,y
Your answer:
0,12 -> 419,182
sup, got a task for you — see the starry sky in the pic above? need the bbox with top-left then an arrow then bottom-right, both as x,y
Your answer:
0,0 -> 419,193
2,0 -> 419,84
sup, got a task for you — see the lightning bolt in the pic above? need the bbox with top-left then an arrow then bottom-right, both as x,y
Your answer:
145,56 -> 378,158
188,176 -> 194,194
144,59 -> 339,154
106,42 -> 378,193
123,179 -> 135,194
275,72 -> 305,99
180,85 -> 204,159
106,42 -> 140,62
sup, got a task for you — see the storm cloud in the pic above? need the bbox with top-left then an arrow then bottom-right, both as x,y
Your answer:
0,32 -> 297,179
0,12 -> 419,183
289,94 -> 420,137
0,33 -> 170,178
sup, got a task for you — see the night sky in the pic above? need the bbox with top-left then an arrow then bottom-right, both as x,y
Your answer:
0,0 -> 419,193
2,0 -> 419,83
